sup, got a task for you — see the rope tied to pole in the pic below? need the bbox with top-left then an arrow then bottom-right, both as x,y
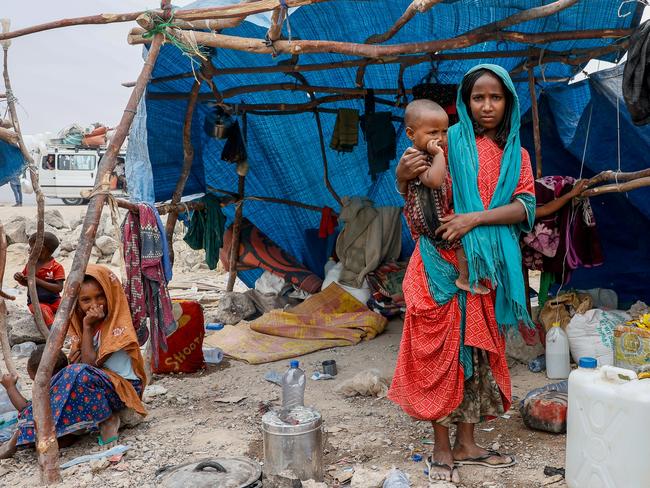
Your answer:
141,11 -> 209,62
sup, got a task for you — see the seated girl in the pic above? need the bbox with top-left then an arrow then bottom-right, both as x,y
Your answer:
0,265 -> 147,458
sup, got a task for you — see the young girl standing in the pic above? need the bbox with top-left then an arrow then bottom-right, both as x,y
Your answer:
390,64 -> 535,484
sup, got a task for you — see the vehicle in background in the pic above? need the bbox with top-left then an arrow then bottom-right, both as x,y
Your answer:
35,145 -> 127,205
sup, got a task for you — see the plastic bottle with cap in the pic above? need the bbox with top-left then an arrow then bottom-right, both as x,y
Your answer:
546,321 -> 571,379
281,360 -> 306,410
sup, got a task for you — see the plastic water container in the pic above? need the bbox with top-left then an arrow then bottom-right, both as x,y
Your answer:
202,347 -> 224,364
282,360 -> 306,409
546,322 -> 571,379
383,468 -> 410,487
566,358 -> 650,488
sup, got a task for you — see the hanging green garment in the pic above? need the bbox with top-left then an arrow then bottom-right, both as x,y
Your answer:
330,108 -> 359,152
183,194 -> 226,270
537,271 -> 555,308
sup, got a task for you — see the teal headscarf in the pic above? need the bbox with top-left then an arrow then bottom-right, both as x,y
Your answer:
447,63 -> 534,329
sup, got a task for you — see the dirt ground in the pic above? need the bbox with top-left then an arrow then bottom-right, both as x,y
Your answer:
0,203 -> 568,488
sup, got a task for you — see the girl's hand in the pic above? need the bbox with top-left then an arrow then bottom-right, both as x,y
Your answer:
436,213 -> 480,241
13,273 -> 27,286
82,304 -> 105,329
568,179 -> 588,198
396,147 -> 429,182
0,373 -> 18,389
426,139 -> 443,156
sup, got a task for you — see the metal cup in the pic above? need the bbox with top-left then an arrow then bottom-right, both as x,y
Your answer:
322,360 -> 337,376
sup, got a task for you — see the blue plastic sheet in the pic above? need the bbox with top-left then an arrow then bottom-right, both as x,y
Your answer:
132,1 -> 645,299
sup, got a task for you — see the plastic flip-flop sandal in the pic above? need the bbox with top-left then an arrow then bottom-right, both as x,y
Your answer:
454,449 -> 516,468
97,435 -> 119,446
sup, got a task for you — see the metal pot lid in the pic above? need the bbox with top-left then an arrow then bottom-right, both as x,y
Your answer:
157,457 -> 262,488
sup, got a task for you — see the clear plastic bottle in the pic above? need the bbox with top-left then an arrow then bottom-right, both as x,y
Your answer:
546,322 -> 571,379
383,468 -> 410,487
281,360 -> 306,409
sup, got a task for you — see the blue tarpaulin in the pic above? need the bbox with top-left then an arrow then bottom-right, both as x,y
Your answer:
130,1 -> 649,302
0,140 -> 24,187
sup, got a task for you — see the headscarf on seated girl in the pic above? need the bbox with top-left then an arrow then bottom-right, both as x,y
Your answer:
68,264 -> 147,415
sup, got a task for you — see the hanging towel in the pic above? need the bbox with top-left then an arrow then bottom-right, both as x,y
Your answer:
362,112 -> 396,180
318,206 -> 338,238
183,194 -> 226,270
221,120 -> 247,163
122,204 -> 178,364
330,108 -> 359,152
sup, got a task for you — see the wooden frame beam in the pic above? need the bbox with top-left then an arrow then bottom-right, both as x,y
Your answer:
161,26 -> 628,59
0,0 -> 332,41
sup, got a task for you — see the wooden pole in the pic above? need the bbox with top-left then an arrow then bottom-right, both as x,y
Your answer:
365,0 -> 444,44
0,222 -> 17,378
31,33 -> 164,485
1,21 -> 49,339
527,67 -> 543,179
140,42 -> 628,88
584,168 -> 650,187
581,176 -> 650,197
164,78 -> 202,264
0,0 -> 331,41
226,114 -> 248,292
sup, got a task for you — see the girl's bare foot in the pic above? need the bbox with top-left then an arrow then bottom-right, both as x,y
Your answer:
427,445 -> 461,483
456,277 -> 490,295
98,413 -> 120,446
0,431 -> 18,459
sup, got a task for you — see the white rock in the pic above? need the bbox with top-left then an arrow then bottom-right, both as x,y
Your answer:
95,235 -> 119,256
8,312 -> 45,346
24,219 -> 58,239
44,209 -> 66,229
111,250 -> 122,267
143,384 -> 168,401
350,466 -> 386,488
4,218 -> 28,244
60,226 -> 83,252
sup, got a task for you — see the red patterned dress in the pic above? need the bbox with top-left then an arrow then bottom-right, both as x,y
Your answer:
388,136 -> 534,423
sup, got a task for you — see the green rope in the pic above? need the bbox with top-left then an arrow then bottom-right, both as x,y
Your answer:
142,11 -> 210,62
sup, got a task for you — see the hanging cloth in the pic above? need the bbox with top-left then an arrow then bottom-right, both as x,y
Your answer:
330,108 -> 359,152
623,21 -> 650,125
221,120 -> 248,163
122,204 -> 178,363
361,90 -> 397,180
183,194 -> 226,270
318,206 -> 338,238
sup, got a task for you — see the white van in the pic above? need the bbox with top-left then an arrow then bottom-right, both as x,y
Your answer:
37,145 -> 127,205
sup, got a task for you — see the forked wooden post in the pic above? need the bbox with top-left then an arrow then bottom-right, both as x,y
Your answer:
226,113 -> 248,292
527,67 -> 543,179
1,19 -> 48,338
31,33 -> 164,485
164,78 -> 203,263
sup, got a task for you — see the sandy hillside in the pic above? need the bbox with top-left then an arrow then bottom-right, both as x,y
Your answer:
0,202 -> 567,488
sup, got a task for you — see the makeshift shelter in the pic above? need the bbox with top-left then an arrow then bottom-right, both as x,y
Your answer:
127,0 -> 647,302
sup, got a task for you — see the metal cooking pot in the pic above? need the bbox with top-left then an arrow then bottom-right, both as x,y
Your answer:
156,457 -> 262,488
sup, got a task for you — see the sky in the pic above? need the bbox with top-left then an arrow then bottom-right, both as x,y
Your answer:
1,1 -> 192,136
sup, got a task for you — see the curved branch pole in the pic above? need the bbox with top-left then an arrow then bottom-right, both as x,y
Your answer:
585,168 -> 650,187
165,0 -> 594,58
365,0 -> 444,45
1,21 -> 49,339
0,0 -> 331,41
164,78 -> 203,264
0,222 -> 16,378
582,176 -> 650,197
31,33 -> 165,485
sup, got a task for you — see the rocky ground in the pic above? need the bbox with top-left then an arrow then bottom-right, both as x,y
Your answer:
0,204 -> 568,488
